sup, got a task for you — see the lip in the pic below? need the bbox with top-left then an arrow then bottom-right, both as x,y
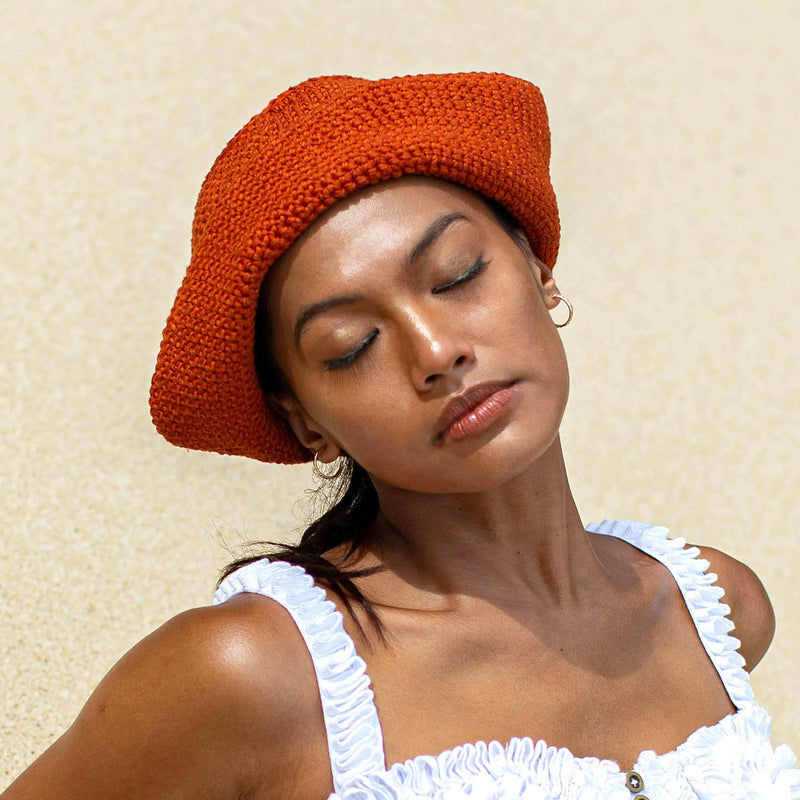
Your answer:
433,380 -> 519,445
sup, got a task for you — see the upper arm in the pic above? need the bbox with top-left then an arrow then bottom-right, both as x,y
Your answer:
1,594 -> 328,800
693,544 -> 776,672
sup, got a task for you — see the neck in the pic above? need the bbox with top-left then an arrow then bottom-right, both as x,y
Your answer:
368,437 -> 603,606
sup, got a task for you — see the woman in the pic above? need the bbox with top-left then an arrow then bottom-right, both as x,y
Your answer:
3,72 -> 798,799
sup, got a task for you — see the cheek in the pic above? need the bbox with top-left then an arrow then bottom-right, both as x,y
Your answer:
291,371 -> 411,456
485,270 -> 558,359
483,275 -> 571,437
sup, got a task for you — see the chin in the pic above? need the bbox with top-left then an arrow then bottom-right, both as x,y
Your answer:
467,427 -> 565,489
372,418 -> 565,496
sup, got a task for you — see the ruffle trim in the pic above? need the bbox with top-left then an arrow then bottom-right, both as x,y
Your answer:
333,704 -> 800,800
335,737 -> 627,800
211,526 -> 799,800
644,703 -> 800,799
213,559 -> 385,793
586,519 -> 755,710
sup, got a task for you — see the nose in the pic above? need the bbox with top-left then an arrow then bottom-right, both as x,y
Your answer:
402,307 -> 475,392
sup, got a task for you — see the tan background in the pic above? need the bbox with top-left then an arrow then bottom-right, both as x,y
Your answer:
1,0 -> 798,782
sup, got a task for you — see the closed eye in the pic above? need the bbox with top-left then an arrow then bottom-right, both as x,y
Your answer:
323,329 -> 378,371
432,256 -> 490,294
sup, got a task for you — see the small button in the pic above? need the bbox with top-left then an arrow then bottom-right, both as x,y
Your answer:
634,796 -> 650,800
625,770 -> 644,793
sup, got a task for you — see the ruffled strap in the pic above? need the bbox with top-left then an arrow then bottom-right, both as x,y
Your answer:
587,519 -> 755,710
213,559 -> 386,793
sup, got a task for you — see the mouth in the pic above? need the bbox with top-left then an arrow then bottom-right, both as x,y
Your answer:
433,380 -> 520,445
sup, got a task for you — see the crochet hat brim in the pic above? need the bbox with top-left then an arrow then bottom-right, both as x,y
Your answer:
150,72 -> 560,464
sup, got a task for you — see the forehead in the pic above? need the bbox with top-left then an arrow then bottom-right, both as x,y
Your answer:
264,176 -> 495,301
297,176 -> 489,257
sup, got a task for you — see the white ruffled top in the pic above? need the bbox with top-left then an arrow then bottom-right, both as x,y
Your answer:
213,519 -> 800,800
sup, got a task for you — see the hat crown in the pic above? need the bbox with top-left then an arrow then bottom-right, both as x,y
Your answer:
264,75 -> 368,124
192,76 -> 371,252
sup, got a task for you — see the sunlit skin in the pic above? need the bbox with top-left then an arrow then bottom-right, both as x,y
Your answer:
266,179 -> 583,599
1,177 -> 776,800
265,177 -> 766,764
268,178 -> 570,493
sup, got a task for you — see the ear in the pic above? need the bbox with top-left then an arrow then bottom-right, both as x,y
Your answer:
275,395 -> 343,462
531,257 -> 560,311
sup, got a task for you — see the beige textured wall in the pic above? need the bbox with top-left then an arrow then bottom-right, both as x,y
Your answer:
2,0 -> 798,781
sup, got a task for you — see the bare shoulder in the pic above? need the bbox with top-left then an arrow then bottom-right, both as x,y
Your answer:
2,593 -> 329,800
690,543 -> 776,671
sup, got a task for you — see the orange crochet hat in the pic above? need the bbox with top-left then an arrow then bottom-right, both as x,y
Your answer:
150,72 -> 560,464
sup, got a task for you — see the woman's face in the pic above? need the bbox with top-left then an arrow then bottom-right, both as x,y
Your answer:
265,177 -> 569,493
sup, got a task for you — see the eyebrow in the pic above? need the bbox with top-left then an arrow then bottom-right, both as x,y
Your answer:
406,212 -> 469,268
293,211 -> 471,345
293,294 -> 365,345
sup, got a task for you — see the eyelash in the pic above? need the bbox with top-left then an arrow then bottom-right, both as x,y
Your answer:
432,255 -> 490,294
323,330 -> 378,371
322,255 -> 490,371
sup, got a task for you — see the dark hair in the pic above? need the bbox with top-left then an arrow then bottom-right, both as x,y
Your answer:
218,186 -> 531,640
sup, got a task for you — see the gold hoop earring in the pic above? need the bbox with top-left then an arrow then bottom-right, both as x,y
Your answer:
551,293 -> 573,328
312,451 -> 344,480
